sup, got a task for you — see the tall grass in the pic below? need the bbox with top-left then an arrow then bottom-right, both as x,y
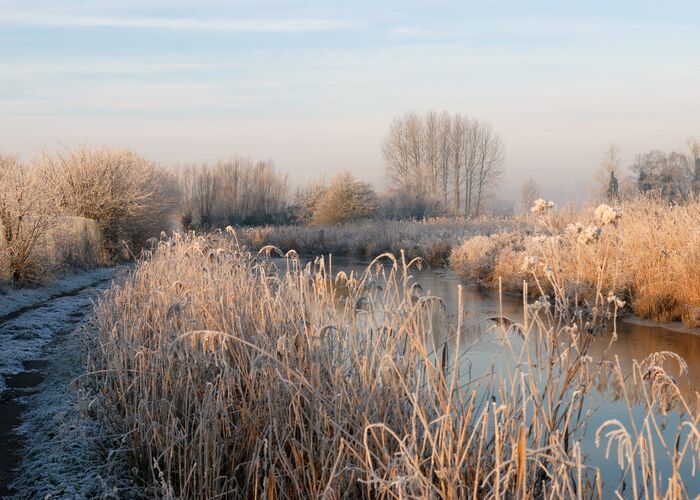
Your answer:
450,197 -> 700,327
85,231 -> 699,498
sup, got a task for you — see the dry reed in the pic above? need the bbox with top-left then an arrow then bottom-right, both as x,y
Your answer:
450,197 -> 700,327
85,230 -> 700,498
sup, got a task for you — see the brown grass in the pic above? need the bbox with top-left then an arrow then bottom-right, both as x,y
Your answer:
85,231 -> 700,498
450,197 -> 700,327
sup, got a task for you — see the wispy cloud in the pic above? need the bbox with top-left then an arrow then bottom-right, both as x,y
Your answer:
0,9 -> 356,32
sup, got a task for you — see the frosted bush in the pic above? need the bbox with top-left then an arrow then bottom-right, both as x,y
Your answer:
565,222 -> 584,235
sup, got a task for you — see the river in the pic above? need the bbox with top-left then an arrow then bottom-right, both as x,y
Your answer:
291,255 -> 700,495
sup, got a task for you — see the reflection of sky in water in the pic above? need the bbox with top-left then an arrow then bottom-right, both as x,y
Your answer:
269,255 -> 700,494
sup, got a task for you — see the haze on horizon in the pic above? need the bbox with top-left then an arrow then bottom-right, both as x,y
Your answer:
1,0 -> 699,203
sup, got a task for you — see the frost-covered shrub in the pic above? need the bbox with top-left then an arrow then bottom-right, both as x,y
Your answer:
449,232 -> 519,282
310,173 -> 378,225
40,148 -> 180,259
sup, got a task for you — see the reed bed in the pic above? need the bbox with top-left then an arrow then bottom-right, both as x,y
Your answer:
85,231 -> 700,498
238,217 -> 524,265
450,197 -> 700,327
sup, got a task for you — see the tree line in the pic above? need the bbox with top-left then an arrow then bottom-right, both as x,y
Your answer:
383,111 -> 505,217
603,139 -> 700,203
521,139 -> 700,212
176,158 -> 289,229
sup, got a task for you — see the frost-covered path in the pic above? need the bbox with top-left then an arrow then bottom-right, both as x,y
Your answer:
0,268 -> 119,498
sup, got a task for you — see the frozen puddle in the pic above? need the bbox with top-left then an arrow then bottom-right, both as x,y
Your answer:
0,267 -> 137,498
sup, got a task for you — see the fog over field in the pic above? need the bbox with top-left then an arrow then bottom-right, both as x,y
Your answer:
2,1 -> 700,200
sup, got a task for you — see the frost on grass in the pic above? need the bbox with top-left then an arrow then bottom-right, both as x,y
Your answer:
10,325 -> 144,499
0,268 -> 116,394
0,267 -> 116,318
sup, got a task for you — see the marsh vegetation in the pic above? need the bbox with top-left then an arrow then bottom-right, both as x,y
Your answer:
84,232 -> 700,498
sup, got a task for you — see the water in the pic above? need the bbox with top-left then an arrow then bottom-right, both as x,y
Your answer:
282,255 -> 700,495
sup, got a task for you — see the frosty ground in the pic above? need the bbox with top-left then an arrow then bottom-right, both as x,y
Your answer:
0,267 -> 141,499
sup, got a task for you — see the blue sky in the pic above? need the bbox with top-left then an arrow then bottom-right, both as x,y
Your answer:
1,1 -> 699,201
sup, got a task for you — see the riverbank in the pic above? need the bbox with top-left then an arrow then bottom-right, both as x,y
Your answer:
218,198 -> 700,328
449,198 -> 700,328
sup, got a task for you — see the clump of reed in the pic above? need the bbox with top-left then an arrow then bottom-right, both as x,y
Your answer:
450,197 -> 700,327
85,230 -> 700,498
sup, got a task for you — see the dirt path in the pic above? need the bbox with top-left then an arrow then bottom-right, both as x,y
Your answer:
0,268 -> 123,498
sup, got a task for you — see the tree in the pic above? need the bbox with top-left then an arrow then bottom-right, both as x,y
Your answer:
688,138 -> 700,196
606,170 -> 619,203
594,143 -> 622,201
472,122 -> 505,216
520,178 -> 540,214
436,111 -> 452,207
632,150 -> 693,202
0,154 -> 55,282
382,112 -> 422,187
450,115 -> 465,213
382,111 -> 505,217
175,158 -> 289,228
291,178 -> 327,224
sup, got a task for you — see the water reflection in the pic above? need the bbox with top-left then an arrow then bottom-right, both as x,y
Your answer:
317,256 -> 700,395
280,255 -> 700,494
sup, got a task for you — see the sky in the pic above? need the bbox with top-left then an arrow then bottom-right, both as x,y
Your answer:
1,0 -> 699,202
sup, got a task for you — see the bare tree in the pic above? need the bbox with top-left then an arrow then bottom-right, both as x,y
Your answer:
462,118 -> 481,216
175,158 -> 289,228
194,164 -> 219,227
473,122 -> 505,217
632,150 -> 693,202
688,137 -> 700,196
594,143 -> 623,200
383,111 -> 505,216
520,178 -> 540,214
450,115 -> 465,213
382,112 -> 422,188
422,111 -> 440,198
435,112 -> 451,207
